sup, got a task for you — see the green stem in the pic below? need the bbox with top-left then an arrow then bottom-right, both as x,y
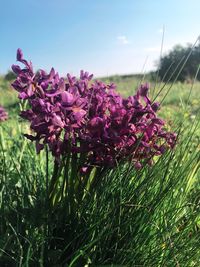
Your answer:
69,154 -> 77,218
48,160 -> 60,206
61,153 -> 70,200
45,146 -> 49,203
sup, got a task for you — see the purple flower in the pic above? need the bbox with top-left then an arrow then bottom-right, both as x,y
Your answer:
151,102 -> 160,112
11,49 -> 177,170
11,65 -> 21,75
17,48 -> 23,61
61,91 -> 75,106
0,106 -> 8,122
139,83 -> 149,97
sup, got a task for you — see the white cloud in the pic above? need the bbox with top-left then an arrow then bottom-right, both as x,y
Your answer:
117,35 -> 130,45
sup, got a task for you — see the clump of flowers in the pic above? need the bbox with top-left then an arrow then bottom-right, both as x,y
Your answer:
12,49 -> 176,171
0,105 -> 8,122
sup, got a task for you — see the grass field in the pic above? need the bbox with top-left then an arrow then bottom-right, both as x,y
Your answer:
0,74 -> 200,266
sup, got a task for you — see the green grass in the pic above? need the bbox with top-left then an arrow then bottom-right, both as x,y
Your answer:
0,75 -> 200,266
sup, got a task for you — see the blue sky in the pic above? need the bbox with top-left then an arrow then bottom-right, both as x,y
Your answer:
0,0 -> 200,77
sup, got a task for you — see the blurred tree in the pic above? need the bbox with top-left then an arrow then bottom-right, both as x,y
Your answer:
4,70 -> 16,81
158,43 -> 200,82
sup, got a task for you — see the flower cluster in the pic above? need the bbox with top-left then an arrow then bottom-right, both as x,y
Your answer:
12,49 -> 176,170
0,105 -> 8,122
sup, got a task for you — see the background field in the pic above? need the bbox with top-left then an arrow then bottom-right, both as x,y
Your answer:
1,74 -> 199,128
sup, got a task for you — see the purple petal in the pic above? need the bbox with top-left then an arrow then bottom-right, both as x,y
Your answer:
72,108 -> 86,122
139,83 -> 149,97
49,68 -> 55,80
17,48 -> 23,61
134,162 -> 142,169
11,79 -> 22,91
61,91 -> 74,106
151,102 -> 160,112
12,64 -> 21,74
36,141 -> 44,154
27,84 -> 34,97
52,114 -> 64,128
151,118 -> 164,125
19,92 -> 28,99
